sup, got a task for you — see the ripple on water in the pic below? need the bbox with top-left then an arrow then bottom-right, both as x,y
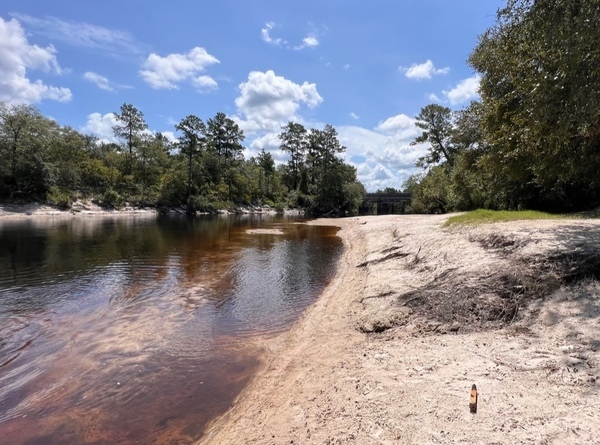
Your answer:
0,216 -> 342,444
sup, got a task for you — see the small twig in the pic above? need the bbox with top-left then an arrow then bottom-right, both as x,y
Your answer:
401,295 -> 422,307
380,245 -> 405,255
471,351 -> 546,372
509,300 -> 520,323
360,291 -> 396,303
357,251 -> 409,268
412,246 -> 422,265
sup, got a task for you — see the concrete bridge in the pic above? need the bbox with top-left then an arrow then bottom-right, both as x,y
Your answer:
363,193 -> 411,214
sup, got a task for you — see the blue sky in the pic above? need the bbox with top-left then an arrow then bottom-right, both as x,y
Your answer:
0,0 -> 503,191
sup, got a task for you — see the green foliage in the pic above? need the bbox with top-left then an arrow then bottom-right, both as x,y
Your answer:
101,189 -> 125,209
187,195 -> 223,213
47,186 -> 74,209
206,112 -> 245,201
276,122 -> 365,216
376,187 -> 403,194
285,189 -> 302,208
412,104 -> 457,168
468,0 -> 600,210
206,112 -> 245,159
132,135 -> 169,204
0,103 -> 54,199
446,150 -> 489,211
175,114 -> 206,202
158,167 -> 188,206
279,122 -> 308,190
342,181 -> 366,216
404,167 -> 449,214
405,2 -> 600,214
112,103 -> 147,156
444,209 -> 567,226
0,101 -> 366,214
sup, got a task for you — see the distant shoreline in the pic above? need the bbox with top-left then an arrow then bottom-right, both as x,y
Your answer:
0,201 -> 304,220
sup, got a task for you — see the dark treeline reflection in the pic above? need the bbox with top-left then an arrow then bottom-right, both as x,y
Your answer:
0,214 -> 339,301
1,215 -> 230,283
0,215 -> 342,444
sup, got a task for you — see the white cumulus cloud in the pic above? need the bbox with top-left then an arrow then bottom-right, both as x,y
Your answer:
81,112 -> 119,143
303,36 -> 319,47
261,22 -> 319,50
337,117 -> 424,191
402,60 -> 449,80
377,113 -> 417,135
160,131 -> 177,143
444,75 -> 480,104
243,110 -> 423,191
82,111 -> 174,144
83,72 -> 113,91
370,164 -> 395,180
139,47 -> 220,92
261,22 -> 285,46
248,132 -> 289,163
235,70 -> 323,133
0,17 -> 71,104
295,34 -> 319,50
193,75 -> 218,90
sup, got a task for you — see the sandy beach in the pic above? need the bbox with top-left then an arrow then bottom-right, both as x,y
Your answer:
0,202 -> 158,218
200,214 -> 600,445
0,202 -> 300,219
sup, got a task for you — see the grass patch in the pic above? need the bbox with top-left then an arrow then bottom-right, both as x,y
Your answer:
444,209 -> 568,226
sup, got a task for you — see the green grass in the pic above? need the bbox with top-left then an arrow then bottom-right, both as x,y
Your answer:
444,209 -> 569,226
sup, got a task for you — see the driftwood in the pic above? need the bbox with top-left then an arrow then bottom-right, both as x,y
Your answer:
357,250 -> 409,268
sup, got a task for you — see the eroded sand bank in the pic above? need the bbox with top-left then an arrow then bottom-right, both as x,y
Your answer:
200,214 -> 600,445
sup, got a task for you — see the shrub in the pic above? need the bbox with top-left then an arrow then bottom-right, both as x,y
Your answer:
101,189 -> 125,208
187,195 -> 222,213
47,186 -> 73,209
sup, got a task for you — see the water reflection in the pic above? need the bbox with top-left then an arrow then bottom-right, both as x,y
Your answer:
0,214 -> 342,444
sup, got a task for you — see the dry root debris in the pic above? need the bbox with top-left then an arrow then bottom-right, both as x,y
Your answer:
357,226 -> 600,336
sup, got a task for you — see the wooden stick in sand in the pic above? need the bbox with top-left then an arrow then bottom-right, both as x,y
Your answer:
469,384 -> 478,414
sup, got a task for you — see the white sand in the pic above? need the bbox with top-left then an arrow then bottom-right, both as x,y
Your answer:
200,215 -> 600,445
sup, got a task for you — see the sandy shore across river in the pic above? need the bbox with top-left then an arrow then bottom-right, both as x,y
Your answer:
0,202 -> 158,218
0,201 -> 293,219
200,214 -> 600,445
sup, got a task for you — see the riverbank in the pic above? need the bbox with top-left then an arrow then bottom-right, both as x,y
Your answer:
200,214 -> 600,444
0,201 -> 157,218
0,201 -> 302,219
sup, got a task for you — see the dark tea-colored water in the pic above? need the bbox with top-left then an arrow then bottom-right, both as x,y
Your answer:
0,214 -> 342,444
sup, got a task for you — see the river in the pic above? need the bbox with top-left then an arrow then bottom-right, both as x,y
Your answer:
0,214 -> 342,444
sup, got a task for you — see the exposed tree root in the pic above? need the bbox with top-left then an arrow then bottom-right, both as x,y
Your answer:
356,250 -> 409,268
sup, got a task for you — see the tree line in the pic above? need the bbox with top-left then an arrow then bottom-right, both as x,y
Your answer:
406,0 -> 600,213
0,102 -> 365,215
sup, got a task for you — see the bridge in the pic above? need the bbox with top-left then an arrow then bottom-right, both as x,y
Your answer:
363,193 -> 412,214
